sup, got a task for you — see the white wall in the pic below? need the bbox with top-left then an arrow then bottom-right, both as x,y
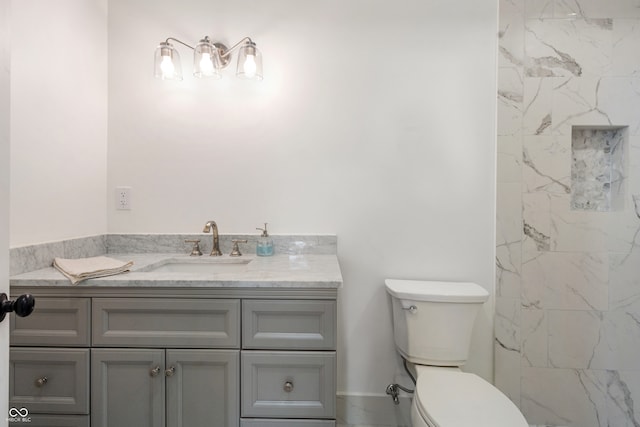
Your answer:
0,0 -> 10,422
10,0 -> 108,247
108,0 -> 498,394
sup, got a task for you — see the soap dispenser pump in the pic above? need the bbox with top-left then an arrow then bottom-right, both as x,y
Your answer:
256,223 -> 274,257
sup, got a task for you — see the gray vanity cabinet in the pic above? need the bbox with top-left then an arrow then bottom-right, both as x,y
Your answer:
10,290 -> 338,427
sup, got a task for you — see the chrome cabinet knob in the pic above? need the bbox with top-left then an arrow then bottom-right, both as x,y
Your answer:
283,381 -> 294,393
34,376 -> 48,388
165,366 -> 175,377
150,366 -> 161,377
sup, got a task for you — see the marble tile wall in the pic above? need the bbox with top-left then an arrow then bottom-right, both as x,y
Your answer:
497,0 -> 640,426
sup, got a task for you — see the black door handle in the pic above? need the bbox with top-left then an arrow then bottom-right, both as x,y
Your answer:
0,293 -> 35,322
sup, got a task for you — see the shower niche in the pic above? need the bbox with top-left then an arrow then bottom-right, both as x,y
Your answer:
571,126 -> 627,212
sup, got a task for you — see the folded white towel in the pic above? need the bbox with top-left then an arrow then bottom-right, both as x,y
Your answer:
53,256 -> 133,285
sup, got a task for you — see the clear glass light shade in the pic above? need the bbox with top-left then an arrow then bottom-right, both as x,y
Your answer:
236,42 -> 263,80
193,39 -> 222,79
154,42 -> 183,81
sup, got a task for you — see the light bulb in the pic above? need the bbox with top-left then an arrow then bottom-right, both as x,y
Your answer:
160,55 -> 175,78
199,52 -> 214,75
243,54 -> 257,78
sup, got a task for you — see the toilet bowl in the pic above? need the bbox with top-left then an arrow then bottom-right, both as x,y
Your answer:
385,279 -> 528,427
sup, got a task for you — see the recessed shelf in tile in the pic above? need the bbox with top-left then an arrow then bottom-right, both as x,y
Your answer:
571,126 -> 627,212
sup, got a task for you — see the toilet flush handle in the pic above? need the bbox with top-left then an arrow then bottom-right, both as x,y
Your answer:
402,305 -> 417,314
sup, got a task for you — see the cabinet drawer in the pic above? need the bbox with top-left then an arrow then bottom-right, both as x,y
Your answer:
241,420 -> 335,427
241,351 -> 336,419
10,298 -> 90,347
243,300 -> 336,350
92,298 -> 240,348
26,414 -> 89,427
10,348 -> 90,414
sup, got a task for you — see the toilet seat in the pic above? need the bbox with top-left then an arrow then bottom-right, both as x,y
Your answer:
413,368 -> 528,427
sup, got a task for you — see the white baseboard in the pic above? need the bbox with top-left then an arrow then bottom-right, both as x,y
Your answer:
335,393 -> 542,427
336,393 -> 412,427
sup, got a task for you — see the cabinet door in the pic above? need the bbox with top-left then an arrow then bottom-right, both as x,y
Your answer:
91,349 -> 165,427
166,349 -> 239,427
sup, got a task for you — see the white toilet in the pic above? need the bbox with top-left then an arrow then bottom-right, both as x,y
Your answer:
385,279 -> 528,427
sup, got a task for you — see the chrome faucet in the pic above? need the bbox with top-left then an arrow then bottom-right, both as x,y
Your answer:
203,220 -> 222,256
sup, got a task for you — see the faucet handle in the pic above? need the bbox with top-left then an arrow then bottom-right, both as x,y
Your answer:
230,239 -> 248,257
185,239 -> 203,256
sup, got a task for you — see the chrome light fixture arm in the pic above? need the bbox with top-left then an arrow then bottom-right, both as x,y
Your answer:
219,36 -> 253,59
163,35 -> 254,68
163,35 -> 253,56
164,37 -> 195,50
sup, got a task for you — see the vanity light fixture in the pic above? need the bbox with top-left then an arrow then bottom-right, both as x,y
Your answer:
154,36 -> 263,81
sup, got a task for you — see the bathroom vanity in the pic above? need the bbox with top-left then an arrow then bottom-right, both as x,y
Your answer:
8,245 -> 342,427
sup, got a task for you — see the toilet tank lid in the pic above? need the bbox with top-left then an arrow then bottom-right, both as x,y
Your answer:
384,279 -> 489,303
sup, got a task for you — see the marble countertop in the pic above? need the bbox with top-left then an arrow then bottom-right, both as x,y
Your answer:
10,253 -> 343,289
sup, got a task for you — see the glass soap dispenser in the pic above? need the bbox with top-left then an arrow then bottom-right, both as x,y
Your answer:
256,223 -> 274,256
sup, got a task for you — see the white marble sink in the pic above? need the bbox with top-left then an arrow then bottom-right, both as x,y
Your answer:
141,257 -> 251,274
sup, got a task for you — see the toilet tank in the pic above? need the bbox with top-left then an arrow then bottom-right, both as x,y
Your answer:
385,279 -> 489,366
